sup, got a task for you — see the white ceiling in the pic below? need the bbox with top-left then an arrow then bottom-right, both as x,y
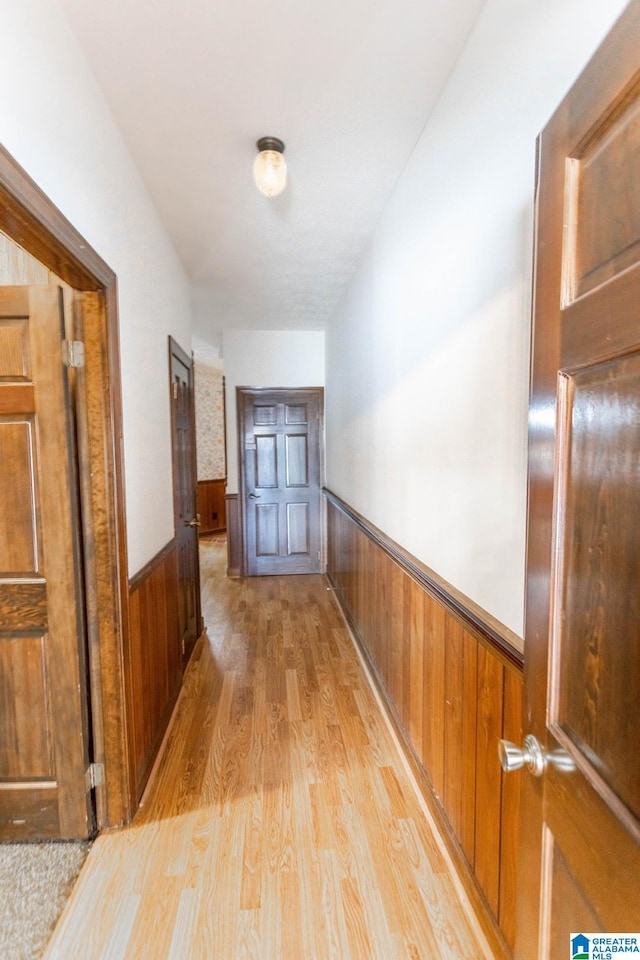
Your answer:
58,0 -> 486,335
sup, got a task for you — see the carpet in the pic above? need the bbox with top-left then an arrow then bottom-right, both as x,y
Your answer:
0,841 -> 89,959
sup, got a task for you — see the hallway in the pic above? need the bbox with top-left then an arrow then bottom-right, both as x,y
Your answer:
44,538 -> 494,959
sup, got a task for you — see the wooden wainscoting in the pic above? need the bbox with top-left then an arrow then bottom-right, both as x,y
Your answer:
127,540 -> 181,802
325,491 -> 524,955
197,478 -> 226,534
225,493 -> 241,577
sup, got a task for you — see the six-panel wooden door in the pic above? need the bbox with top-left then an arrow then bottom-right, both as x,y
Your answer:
239,388 -> 323,576
0,286 -> 93,839
516,4 -> 640,955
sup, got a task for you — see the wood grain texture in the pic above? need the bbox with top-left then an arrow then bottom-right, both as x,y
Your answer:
196,478 -> 226,534
325,489 -> 523,671
0,785 -> 59,840
0,229 -> 49,285
519,6 -> 640,955
0,581 -> 46,630
77,289 -> 132,828
0,149 -> 132,830
444,620 -> 477,865
45,538 -> 496,960
0,417 -> 39,574
0,634 -> 52,777
326,495 -> 523,952
499,668 -> 523,952
0,286 -> 91,839
128,540 -> 181,800
474,646 -> 504,915
0,383 -> 35,413
225,493 -> 241,576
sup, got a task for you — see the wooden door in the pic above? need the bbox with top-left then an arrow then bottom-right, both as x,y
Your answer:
239,388 -> 323,576
169,337 -> 201,662
514,5 -> 640,956
0,286 -> 93,839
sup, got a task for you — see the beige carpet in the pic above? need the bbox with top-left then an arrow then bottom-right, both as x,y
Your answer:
0,841 -> 89,959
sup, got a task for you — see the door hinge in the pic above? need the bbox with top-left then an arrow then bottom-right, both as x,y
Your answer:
62,339 -> 85,368
173,381 -> 178,400
85,762 -> 105,791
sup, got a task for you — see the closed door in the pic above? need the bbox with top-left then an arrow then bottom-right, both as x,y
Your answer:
0,286 -> 93,839
239,388 -> 323,576
169,337 -> 201,661
514,5 -> 640,956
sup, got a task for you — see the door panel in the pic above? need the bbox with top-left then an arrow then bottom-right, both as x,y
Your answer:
556,357 -> 640,821
256,503 -> 278,556
286,434 -> 308,486
256,435 -> 277,487
169,337 -> 201,662
0,286 -> 92,839
239,388 -> 323,576
516,5 -> 640,956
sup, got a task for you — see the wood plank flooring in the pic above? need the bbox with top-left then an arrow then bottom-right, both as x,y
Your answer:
44,537 -> 495,959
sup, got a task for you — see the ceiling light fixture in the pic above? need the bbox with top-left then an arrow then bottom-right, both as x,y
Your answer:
253,137 -> 287,197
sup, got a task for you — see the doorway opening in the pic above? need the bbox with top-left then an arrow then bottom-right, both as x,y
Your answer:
0,146 -> 133,832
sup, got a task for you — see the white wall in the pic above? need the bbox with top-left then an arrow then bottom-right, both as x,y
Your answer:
223,330 -> 325,492
325,0 -> 629,636
0,0 -> 193,575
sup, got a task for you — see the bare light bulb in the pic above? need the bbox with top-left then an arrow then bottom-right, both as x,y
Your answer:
253,137 -> 287,197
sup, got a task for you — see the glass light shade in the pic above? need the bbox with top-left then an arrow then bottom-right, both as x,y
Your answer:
253,148 -> 287,197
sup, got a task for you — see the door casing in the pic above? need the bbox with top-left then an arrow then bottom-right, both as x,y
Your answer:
0,146 -> 134,828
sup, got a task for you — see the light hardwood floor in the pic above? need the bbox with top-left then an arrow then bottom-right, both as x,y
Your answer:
45,537 -> 495,959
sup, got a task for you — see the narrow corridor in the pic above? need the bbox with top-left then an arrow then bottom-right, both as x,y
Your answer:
45,537 -> 493,959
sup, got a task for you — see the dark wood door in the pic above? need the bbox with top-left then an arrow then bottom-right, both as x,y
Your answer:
169,337 -> 201,662
0,286 -> 93,839
515,5 -> 640,956
239,388 -> 323,576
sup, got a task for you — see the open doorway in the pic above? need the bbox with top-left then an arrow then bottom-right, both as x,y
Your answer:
0,147 -> 133,831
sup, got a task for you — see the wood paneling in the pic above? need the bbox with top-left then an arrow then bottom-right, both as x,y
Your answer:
499,669 -> 523,948
128,540 -> 181,801
475,645 -> 505,914
225,493 -> 241,577
326,491 -> 524,954
197,478 -> 226,534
